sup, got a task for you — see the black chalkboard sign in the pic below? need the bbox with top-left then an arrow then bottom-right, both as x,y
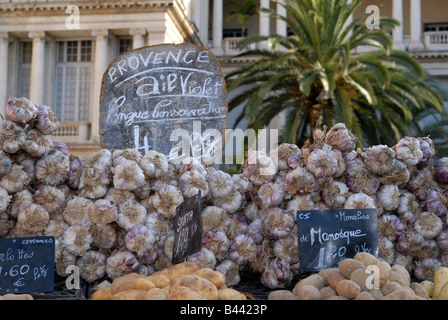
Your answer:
172,191 -> 202,264
0,236 -> 55,294
296,209 -> 378,272
99,43 -> 228,164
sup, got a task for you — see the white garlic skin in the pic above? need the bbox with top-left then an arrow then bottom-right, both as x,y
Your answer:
207,170 -> 234,198
262,208 -> 295,240
228,234 -> 257,265
5,96 -> 38,125
344,192 -> 376,210
61,224 -> 93,256
0,163 -> 30,193
106,250 -> 141,280
215,258 -> 241,286
187,247 -> 217,269
17,203 -> 49,234
377,184 -> 400,211
112,158 -> 146,191
117,199 -> 147,231
395,136 -> 424,167
306,149 -> 337,178
151,184 -> 184,219
0,187 -> 11,213
414,211 -> 443,240
76,250 -> 107,283
257,182 -> 285,210
125,224 -> 155,256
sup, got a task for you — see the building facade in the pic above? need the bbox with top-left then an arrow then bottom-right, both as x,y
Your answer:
0,0 -> 447,156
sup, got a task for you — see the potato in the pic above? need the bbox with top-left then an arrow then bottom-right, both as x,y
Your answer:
335,279 -> 361,299
170,275 -> 218,300
355,291 -> 375,300
380,289 -> 416,300
194,268 -> 226,288
419,280 -> 434,298
161,261 -> 200,281
319,286 -> 337,300
162,284 -> 171,296
110,273 -> 145,295
376,261 -> 391,287
338,258 -> 365,279
146,272 -> 170,288
295,285 -> 321,300
410,282 -> 430,300
381,281 -> 402,296
1,293 -> 33,300
135,277 -> 156,291
292,274 -> 324,296
388,264 -> 410,287
349,268 -> 372,291
318,268 -> 337,287
354,252 -> 379,267
368,288 -> 383,300
268,290 -> 297,300
218,288 -> 247,300
91,287 -> 112,300
326,269 -> 346,290
436,282 -> 448,300
168,286 -> 207,300
111,289 -> 148,300
432,267 -> 448,300
144,288 -> 168,300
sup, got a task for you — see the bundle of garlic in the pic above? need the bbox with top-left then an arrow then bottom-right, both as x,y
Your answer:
2,96 -> 448,292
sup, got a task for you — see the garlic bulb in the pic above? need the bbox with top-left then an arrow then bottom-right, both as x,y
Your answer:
378,237 -> 395,265
395,136 -> 423,167
362,145 -> 396,176
90,224 -> 117,250
247,218 -> 264,245
215,259 -> 241,286
273,236 -> 299,265
178,169 -> 209,198
55,250 -> 77,277
346,158 -> 380,195
416,239 -> 441,259
35,104 -> 59,134
15,152 -> 35,181
24,128 -> 53,157
5,97 -> 37,125
407,169 -> 435,201
117,199 -> 147,231
202,230 -> 231,261
257,182 -> 285,210
242,150 -> 276,186
324,123 -> 356,154
226,213 -> 248,240
393,253 -> 415,273
344,192 -> 376,209
44,217 -> 68,239
139,150 -> 169,179
396,192 -> 420,225
83,148 -> 112,172
63,196 -> 93,226
212,189 -> 243,214
270,143 -> 301,172
377,214 -> 404,242
306,149 -> 337,178
125,224 -> 156,256
262,208 -> 294,240
88,199 -> 118,226
284,166 -> 318,195
232,173 -> 254,194
437,229 -> 448,253
207,170 -> 234,198
187,247 -> 217,269
33,184 -> 66,214
104,187 -> 136,205
67,157 -> 84,189
414,211 -> 443,240
0,150 -> 12,177
396,230 -> 425,255
414,258 -> 442,281
35,152 -> 70,186
61,224 -> 93,256
0,120 -> 26,154
286,194 -> 315,213
0,163 -> 30,193
112,158 -> 146,191
201,206 -> 230,233
76,250 -> 107,283
17,203 -> 49,234
260,258 -> 293,289
377,184 -> 400,211
0,187 -> 11,213
106,250 -> 141,280
377,159 -> 410,185
0,212 -> 15,238
434,157 -> 448,185
425,188 -> 448,217
9,189 -> 33,219
320,180 -> 350,209
113,149 -> 142,166
78,168 -> 110,199
151,184 -> 184,219
417,137 -> 435,169
229,234 -> 258,265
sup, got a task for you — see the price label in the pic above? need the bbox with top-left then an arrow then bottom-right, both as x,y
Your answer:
296,209 -> 378,272
172,191 -> 202,264
0,236 -> 55,294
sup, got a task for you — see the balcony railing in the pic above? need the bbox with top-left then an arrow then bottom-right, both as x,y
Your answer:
222,37 -> 256,56
52,122 -> 90,143
424,31 -> 448,50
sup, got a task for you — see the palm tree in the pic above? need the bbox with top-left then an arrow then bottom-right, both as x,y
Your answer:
226,0 -> 259,34
224,0 -> 444,147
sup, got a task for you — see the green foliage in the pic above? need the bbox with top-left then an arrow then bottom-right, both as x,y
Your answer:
224,0 -> 444,148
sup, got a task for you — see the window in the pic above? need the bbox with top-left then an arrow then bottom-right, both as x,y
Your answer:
424,23 -> 448,32
223,29 -> 247,38
118,38 -> 132,56
54,40 -> 93,122
18,42 -> 32,98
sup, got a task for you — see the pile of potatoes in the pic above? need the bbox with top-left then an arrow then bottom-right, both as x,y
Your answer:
268,252 -> 431,300
0,293 -> 33,300
90,261 -> 247,300
418,267 -> 448,300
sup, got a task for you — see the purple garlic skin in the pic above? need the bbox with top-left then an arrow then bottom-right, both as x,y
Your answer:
435,157 -> 448,185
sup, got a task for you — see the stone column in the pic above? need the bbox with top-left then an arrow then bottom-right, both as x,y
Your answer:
409,0 -> 424,51
91,29 -> 109,143
0,32 -> 8,116
212,0 -> 223,55
392,0 -> 405,50
146,29 -> 165,46
259,0 -> 270,49
130,28 -> 146,49
276,0 -> 287,37
346,0 -> 353,37
28,31 -> 46,106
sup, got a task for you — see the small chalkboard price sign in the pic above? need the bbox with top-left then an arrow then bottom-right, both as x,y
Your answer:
99,43 -> 228,164
0,236 -> 55,294
296,209 -> 378,272
172,191 -> 202,264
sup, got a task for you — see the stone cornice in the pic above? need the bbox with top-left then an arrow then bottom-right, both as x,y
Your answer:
0,0 -> 173,13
